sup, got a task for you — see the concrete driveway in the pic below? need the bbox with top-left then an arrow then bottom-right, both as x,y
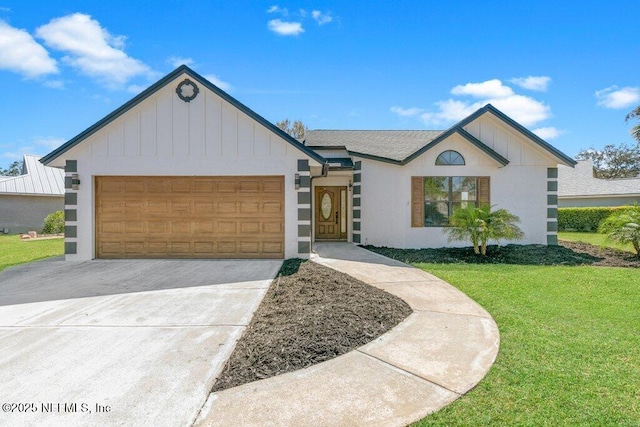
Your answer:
0,258 -> 281,427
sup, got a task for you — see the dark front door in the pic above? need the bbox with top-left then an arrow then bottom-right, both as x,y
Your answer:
315,186 -> 347,241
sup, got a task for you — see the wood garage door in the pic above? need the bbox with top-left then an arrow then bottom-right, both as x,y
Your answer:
95,176 -> 284,259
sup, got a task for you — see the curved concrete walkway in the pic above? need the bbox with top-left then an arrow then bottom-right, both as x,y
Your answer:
195,243 -> 499,427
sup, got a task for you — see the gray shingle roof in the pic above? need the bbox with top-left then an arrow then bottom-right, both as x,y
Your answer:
304,130 -> 443,162
0,155 -> 64,196
558,160 -> 640,197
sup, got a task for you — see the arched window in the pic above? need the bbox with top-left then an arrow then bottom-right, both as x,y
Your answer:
435,150 -> 465,165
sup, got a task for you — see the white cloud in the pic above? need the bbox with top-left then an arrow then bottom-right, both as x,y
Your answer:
34,136 -> 66,150
1,136 -> 66,161
312,10 -> 333,25
595,86 -> 640,109
203,74 -> 232,92
168,56 -> 194,68
0,20 -> 58,78
127,84 -> 147,94
532,127 -> 563,140
35,13 -> 153,87
413,79 -> 551,128
268,19 -> 304,36
390,106 -> 423,117
43,79 -> 64,89
510,76 -> 551,92
420,99 -> 480,126
393,80 -> 552,129
451,79 -> 514,98
267,5 -> 288,15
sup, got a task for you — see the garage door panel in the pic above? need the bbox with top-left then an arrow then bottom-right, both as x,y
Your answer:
96,176 -> 284,259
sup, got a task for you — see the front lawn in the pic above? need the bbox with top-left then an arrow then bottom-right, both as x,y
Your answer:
559,231 -> 636,254
0,234 -> 64,272
412,264 -> 640,425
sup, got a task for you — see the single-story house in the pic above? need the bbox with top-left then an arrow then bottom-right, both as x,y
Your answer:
0,154 -> 64,234
558,159 -> 640,207
41,65 -> 575,260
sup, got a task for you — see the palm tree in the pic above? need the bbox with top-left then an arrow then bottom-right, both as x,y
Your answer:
445,205 -> 524,255
598,205 -> 640,257
626,105 -> 640,144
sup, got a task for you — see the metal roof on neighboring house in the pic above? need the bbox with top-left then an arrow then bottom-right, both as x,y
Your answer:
558,160 -> 640,198
305,130 -> 444,162
0,155 -> 64,196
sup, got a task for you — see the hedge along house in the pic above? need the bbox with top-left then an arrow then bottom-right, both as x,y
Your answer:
41,65 -> 575,261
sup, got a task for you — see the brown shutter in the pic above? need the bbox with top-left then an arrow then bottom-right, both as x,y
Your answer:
478,177 -> 490,206
411,177 -> 424,227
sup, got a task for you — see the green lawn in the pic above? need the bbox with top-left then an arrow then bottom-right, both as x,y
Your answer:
0,234 -> 64,272
414,264 -> 640,426
558,231 -> 635,253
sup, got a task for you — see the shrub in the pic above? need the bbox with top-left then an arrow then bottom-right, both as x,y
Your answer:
558,206 -> 631,232
42,210 -> 64,234
444,205 -> 524,255
598,205 -> 640,256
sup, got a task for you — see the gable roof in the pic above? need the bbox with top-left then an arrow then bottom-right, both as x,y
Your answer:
41,65 -> 326,166
305,104 -> 574,167
454,104 -> 577,167
0,155 -> 64,196
558,160 -> 640,198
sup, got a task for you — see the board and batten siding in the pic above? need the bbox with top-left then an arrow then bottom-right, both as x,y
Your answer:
52,73 -> 319,260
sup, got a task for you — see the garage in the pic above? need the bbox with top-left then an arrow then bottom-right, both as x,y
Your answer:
95,176 -> 284,259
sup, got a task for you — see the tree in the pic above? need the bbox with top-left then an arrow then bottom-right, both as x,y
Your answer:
575,143 -> 640,179
626,105 -> 640,144
276,119 -> 307,139
598,205 -> 640,257
444,205 -> 524,255
0,160 -> 22,176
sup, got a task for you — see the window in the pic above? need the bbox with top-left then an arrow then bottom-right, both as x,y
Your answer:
411,176 -> 490,227
435,150 -> 465,165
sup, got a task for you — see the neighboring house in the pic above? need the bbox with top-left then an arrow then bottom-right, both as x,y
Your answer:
0,154 -> 65,233
558,159 -> 640,207
41,66 -> 575,261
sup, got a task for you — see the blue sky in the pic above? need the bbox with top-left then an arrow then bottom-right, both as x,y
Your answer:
1,1 -> 638,169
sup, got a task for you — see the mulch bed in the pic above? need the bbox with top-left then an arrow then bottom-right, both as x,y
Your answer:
212,240 -> 638,393
212,259 -> 412,392
364,241 -> 640,268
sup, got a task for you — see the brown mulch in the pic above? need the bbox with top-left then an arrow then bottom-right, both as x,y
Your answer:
212,259 -> 412,392
364,241 -> 640,268
558,241 -> 640,268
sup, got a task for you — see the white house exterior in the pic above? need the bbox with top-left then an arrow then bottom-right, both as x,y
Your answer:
41,66 -> 575,260
0,154 -> 64,233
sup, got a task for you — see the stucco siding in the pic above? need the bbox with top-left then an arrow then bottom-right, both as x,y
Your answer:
54,73 -> 318,260
0,195 -> 63,233
357,123 -> 554,249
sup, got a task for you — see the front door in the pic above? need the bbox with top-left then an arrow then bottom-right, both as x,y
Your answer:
315,186 -> 347,241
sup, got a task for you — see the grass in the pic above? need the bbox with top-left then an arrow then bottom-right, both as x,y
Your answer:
559,231 -> 635,254
413,264 -> 640,426
0,234 -> 64,272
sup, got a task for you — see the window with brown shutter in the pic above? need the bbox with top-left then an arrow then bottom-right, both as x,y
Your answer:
478,176 -> 490,206
411,176 -> 490,227
411,177 -> 424,227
